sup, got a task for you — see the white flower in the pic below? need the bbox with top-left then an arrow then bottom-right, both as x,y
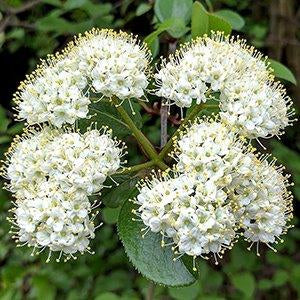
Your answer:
155,32 -> 294,139
133,119 -> 254,264
74,29 -> 151,100
133,172 -> 237,265
9,182 -> 96,260
220,80 -> 294,139
15,58 -> 90,127
3,126 -> 125,198
172,117 -> 247,183
228,153 -> 293,253
2,126 -> 126,261
134,116 -> 294,263
14,29 -> 151,127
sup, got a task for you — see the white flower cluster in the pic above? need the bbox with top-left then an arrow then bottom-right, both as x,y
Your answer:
220,80 -> 293,139
74,29 -> 151,100
15,58 -> 90,128
134,118 -> 293,265
14,29 -> 151,127
155,32 -> 294,139
13,183 -> 96,262
229,153 -> 293,250
2,127 -> 125,261
173,120 -> 244,177
135,173 -> 237,264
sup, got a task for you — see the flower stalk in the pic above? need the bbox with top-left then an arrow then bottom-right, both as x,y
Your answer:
118,160 -> 156,175
158,103 -> 206,160
111,97 -> 168,170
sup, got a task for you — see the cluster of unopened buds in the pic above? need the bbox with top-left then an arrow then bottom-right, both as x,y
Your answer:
1,28 -> 295,266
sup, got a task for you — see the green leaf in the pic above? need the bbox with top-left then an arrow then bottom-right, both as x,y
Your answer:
102,176 -> 139,208
0,32 -> 5,48
272,270 -> 289,287
118,199 -> 196,287
144,25 -> 167,47
81,3 -> 112,17
95,292 -> 120,300
0,105 -> 10,132
36,10 -> 92,34
168,282 -> 200,300
191,1 -> 209,39
231,272 -> 255,298
31,275 -> 56,300
6,123 -> 24,135
0,136 -> 11,144
79,101 -> 142,138
225,244 -> 257,273
124,101 -> 143,129
63,0 -> 86,10
208,13 -> 232,35
215,10 -> 245,30
203,268 -> 224,290
94,270 -> 132,293
290,264 -> 300,293
258,279 -> 273,290
198,296 -> 225,300
271,141 -> 300,173
2,265 -> 25,287
102,207 -> 121,225
80,102 -> 129,137
148,36 -> 160,57
6,28 -> 25,40
0,288 -> 21,300
268,59 -> 297,85
271,141 -> 300,200
168,19 -> 189,38
145,18 -> 188,47
35,10 -> 66,31
120,0 -> 134,15
154,0 -> 193,24
136,3 -> 151,16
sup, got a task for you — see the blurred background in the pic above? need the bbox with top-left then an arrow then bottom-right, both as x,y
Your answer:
0,0 -> 299,299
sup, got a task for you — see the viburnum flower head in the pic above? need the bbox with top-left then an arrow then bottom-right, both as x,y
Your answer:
172,117 -> 247,179
11,182 -> 97,262
1,126 -> 126,261
14,57 -> 90,128
173,117 -> 294,254
133,117 -> 294,265
133,171 -> 238,266
14,28 -> 151,127
74,29 -> 151,101
155,32 -> 295,139
229,152 -> 294,253
135,118 -> 249,264
3,126 -> 125,197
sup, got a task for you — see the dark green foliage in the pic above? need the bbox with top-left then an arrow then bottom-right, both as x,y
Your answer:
0,0 -> 299,298
78,100 -> 143,138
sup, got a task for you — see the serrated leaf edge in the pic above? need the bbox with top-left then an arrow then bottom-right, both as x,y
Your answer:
117,199 -> 197,287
